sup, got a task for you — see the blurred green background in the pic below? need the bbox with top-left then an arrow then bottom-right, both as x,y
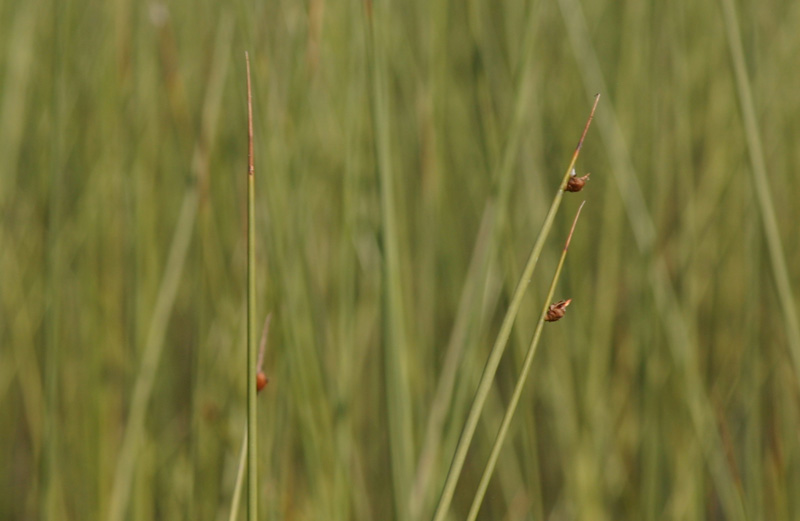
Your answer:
2,0 -> 800,519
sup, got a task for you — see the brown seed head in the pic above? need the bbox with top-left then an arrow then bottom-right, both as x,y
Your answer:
566,172 -> 590,192
545,299 -> 572,322
256,372 -> 269,392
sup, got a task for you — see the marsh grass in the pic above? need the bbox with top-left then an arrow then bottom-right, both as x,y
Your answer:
2,1 -> 800,520
465,201 -> 586,521
430,97 -> 598,521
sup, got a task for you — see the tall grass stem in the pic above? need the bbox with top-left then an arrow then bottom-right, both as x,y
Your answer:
364,5 -> 415,519
245,51 -> 258,521
466,202 -> 585,521
719,0 -> 800,384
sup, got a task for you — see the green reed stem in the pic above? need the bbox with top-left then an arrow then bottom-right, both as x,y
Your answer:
245,51 -> 257,521
719,0 -> 800,387
466,201 -> 585,521
364,4 -> 415,519
230,313 -> 271,521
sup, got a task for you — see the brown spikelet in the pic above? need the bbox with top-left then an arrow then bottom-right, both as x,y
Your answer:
566,172 -> 590,192
256,372 -> 269,392
545,299 -> 572,322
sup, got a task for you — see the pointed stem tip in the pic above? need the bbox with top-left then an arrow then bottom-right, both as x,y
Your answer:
246,52 -> 254,178
563,201 -> 586,252
575,94 -> 600,153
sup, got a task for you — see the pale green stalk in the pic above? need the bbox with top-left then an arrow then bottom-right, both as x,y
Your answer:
430,95 -> 599,521
466,202 -> 585,521
230,314 -> 271,521
229,430 -> 248,521
245,51 -> 258,521
44,0 -> 66,517
364,5 -> 415,519
106,20 -> 228,520
719,0 -> 800,386
108,162 -> 199,521
411,4 -> 543,515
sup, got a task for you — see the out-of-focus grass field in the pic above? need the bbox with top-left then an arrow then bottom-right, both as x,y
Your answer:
3,0 -> 800,519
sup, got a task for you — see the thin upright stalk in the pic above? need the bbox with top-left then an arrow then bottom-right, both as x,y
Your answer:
245,52 -> 257,521
466,202 -> 585,521
411,4 -> 544,514
230,314 -> 271,521
719,0 -> 800,385
430,95 -> 599,521
230,430 -> 249,521
364,4 -> 415,519
44,0 -> 66,517
106,22 -> 229,519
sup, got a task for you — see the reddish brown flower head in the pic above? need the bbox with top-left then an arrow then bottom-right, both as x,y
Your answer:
545,299 -> 572,322
256,372 -> 269,392
566,172 -> 590,192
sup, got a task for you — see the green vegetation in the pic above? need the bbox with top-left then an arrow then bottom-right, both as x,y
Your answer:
2,1 -> 799,520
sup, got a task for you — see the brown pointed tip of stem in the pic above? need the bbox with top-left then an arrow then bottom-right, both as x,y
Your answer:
566,172 -> 590,192
545,299 -> 572,322
562,200 -> 586,252
246,52 -> 254,178
573,95 -> 601,155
